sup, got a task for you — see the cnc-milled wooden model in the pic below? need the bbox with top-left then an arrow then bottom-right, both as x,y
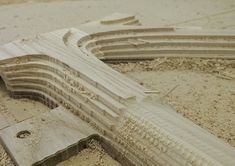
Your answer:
0,14 -> 235,166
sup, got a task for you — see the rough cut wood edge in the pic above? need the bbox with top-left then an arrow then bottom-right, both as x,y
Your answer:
33,134 -> 133,166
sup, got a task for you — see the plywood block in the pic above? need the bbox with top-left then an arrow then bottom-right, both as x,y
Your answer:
0,107 -> 97,166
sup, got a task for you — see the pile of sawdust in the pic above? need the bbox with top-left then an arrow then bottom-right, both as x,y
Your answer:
110,58 -> 235,74
0,144 -> 14,166
111,58 -> 235,147
57,140 -> 121,166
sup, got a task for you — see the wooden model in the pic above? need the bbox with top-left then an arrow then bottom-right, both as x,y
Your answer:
0,14 -> 235,166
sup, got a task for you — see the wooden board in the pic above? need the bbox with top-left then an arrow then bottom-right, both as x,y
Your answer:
0,107 -> 97,166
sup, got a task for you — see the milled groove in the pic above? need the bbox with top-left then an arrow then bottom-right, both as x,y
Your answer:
1,53 -> 137,102
45,33 -> 146,99
97,42 -> 235,51
7,72 -> 117,130
103,49 -> 235,56
128,109 -> 223,164
76,28 -> 235,60
99,54 -> 235,62
45,32 -> 146,94
9,82 -> 115,134
0,55 -> 127,137
114,115 -> 184,166
77,28 -> 175,45
84,37 -> 235,54
1,56 -> 126,108
8,75 -> 119,122
117,114 -> 218,166
6,69 -> 125,117
4,62 -> 125,115
81,34 -> 235,46
134,103 -> 235,159
120,116 -> 181,166
116,132 -> 179,165
51,35 -> 144,99
9,90 -> 58,109
114,137 -> 164,166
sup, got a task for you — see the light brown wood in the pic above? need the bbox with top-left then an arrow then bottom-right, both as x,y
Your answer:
77,26 -> 235,62
0,107 -> 97,166
0,16 -> 235,165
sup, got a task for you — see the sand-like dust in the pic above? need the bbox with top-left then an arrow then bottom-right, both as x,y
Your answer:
0,145 -> 14,166
111,58 -> 235,147
57,140 -> 121,166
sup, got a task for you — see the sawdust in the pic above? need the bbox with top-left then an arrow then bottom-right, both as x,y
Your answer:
57,139 -> 121,166
110,58 -> 235,147
0,144 -> 14,166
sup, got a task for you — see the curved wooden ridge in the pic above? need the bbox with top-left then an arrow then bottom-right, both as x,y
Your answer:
100,13 -> 141,26
84,13 -> 141,26
77,26 -> 235,62
0,23 -> 235,165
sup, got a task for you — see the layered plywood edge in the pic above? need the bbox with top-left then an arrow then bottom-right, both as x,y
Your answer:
0,13 -> 235,166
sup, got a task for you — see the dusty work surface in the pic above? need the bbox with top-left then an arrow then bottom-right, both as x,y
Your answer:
0,0 -> 235,44
111,58 -> 235,147
0,107 -> 97,166
57,139 -> 121,166
0,145 -> 13,166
